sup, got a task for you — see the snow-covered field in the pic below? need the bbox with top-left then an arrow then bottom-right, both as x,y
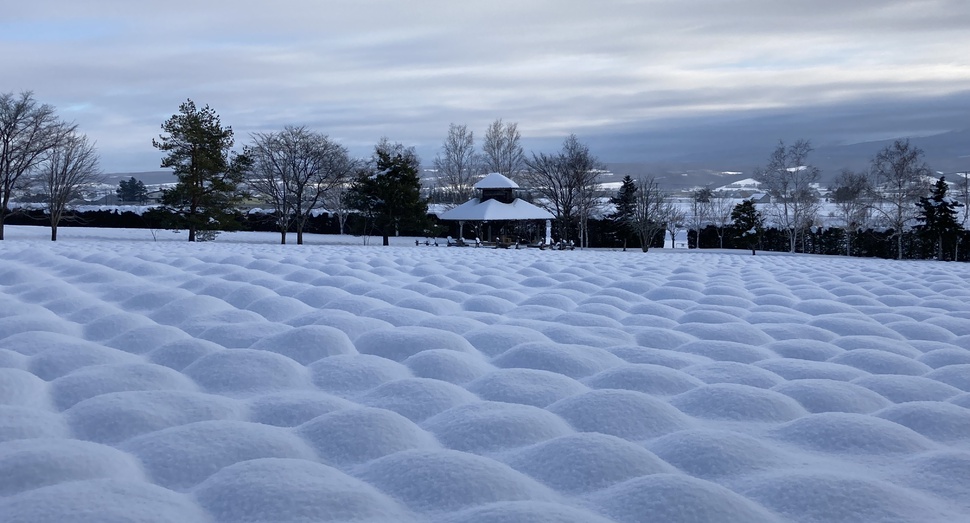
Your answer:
2,226 -> 970,523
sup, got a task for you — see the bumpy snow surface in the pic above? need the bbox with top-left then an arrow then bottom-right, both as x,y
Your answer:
2,227 -> 970,523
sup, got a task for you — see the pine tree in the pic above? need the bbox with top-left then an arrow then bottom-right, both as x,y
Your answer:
916,176 -> 962,260
731,199 -> 764,255
345,139 -> 429,246
116,177 -> 148,203
608,175 -> 637,250
152,100 -> 246,241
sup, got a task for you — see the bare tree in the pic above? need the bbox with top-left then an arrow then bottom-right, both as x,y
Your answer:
829,169 -> 872,256
482,119 -> 525,180
868,139 -> 932,259
665,204 -> 687,248
0,91 -> 70,240
322,183 -> 351,235
521,134 -> 599,244
706,193 -> 734,249
38,132 -> 103,241
433,123 -> 480,206
755,139 -> 821,252
246,126 -> 355,245
628,177 -> 669,252
688,187 -> 712,248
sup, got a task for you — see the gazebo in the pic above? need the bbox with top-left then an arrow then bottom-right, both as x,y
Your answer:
438,173 -> 554,246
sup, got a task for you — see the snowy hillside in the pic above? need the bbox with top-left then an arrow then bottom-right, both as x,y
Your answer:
1,226 -> 969,523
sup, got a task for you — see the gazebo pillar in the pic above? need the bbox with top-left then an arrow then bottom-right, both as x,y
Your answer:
545,219 -> 552,244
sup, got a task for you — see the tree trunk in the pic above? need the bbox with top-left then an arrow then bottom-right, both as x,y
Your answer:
297,224 -> 304,245
383,234 -> 389,246
51,224 -> 58,242
280,230 -> 286,244
188,226 -> 196,242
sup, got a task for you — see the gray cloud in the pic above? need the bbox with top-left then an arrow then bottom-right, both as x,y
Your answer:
4,0 -> 969,171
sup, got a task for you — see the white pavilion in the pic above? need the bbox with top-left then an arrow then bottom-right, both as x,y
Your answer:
438,172 -> 554,245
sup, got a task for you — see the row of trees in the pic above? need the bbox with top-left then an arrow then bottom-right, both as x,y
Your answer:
151,100 -> 430,245
6,93 -> 967,258
752,138 -> 967,260
0,91 -> 103,241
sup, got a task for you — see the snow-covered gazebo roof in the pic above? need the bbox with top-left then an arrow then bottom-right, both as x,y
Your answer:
438,197 -> 553,221
474,172 -> 519,189
439,172 -> 553,222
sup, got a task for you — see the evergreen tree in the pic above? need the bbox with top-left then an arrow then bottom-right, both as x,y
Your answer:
731,199 -> 764,255
152,100 -> 246,241
116,177 -> 148,203
916,176 -> 962,260
345,139 -> 428,246
608,175 -> 637,250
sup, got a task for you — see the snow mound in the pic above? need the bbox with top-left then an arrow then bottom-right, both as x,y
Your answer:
548,389 -> 693,439
606,345 -> 709,368
755,358 -> 868,381
354,326 -> 478,362
739,472 -> 952,523
466,368 -> 588,407
675,322 -> 774,346
583,363 -> 703,395
764,339 -> 844,361
587,473 -> 780,523
896,451 -> 970,509
925,364 -> 970,391
674,340 -> 776,364
683,360 -> 784,388
772,412 -> 934,454
852,374 -> 963,402
0,438 -> 146,496
671,383 -> 807,422
828,349 -> 933,375
122,420 -> 317,489
194,319 -> 289,347
874,401 -> 970,442
309,354 -> 412,394
422,401 -> 573,453
297,407 -> 439,465
772,379 -> 892,413
0,478 -> 210,523
246,391 -> 354,427
649,429 -> 789,478
193,458 -> 415,522
0,369 -> 53,410
435,501 -> 616,523
50,363 -> 197,410
463,326 -> 550,356
361,378 -> 478,422
28,337 -> 140,380
505,432 -> 675,493
0,406 -> 68,442
248,325 -> 356,364
918,348 -> 970,368
147,337 -> 223,371
403,348 -> 493,384
183,349 -> 310,393
65,390 -> 240,444
630,327 -> 696,350
492,342 -> 623,378
355,449 -> 561,513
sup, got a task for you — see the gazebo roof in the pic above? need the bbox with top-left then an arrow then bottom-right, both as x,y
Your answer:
438,197 -> 554,221
474,172 -> 519,189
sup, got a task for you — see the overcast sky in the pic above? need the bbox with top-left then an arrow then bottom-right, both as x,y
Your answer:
5,0 -> 970,172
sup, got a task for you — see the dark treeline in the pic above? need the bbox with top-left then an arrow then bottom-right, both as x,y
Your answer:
10,207 -> 967,261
